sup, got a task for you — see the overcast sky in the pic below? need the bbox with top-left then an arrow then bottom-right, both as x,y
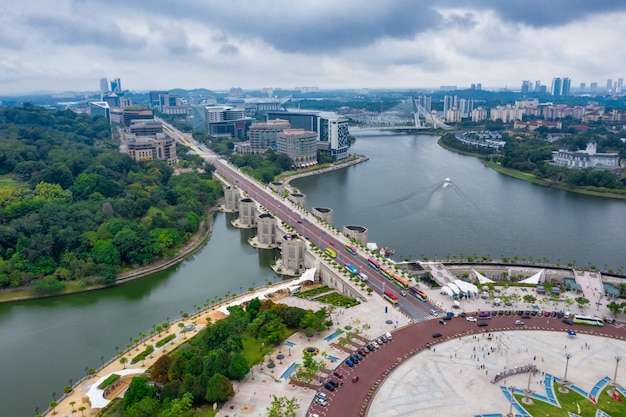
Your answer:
2,0 -> 626,95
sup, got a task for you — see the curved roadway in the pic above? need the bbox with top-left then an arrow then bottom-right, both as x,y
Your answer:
308,314 -> 626,416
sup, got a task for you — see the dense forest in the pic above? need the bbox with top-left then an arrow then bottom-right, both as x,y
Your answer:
116,298 -> 329,417
441,127 -> 626,192
0,105 -> 222,293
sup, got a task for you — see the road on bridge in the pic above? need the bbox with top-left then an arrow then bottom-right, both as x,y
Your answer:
163,121 -> 437,322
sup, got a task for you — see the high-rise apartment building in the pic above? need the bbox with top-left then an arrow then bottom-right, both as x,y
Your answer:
590,82 -> 598,92
561,77 -> 571,96
521,80 -> 531,93
606,79 -> 613,92
617,79 -> 624,94
551,78 -> 562,96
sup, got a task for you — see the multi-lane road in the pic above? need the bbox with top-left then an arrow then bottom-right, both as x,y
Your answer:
161,120 -> 438,322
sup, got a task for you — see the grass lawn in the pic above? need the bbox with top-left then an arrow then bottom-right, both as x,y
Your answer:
241,330 -> 296,366
515,382 -> 626,416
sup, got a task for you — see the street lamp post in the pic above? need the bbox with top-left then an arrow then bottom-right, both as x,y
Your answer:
523,366 -> 534,405
559,353 -> 572,393
506,385 -> 515,417
612,355 -> 622,392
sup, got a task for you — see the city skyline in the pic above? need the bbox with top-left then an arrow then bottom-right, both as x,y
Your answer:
2,1 -> 626,95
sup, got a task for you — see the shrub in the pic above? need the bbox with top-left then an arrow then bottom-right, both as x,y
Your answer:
155,334 -> 176,348
131,345 -> 154,364
97,374 -> 120,390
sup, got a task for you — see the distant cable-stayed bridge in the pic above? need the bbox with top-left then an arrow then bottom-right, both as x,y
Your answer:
348,96 -> 450,131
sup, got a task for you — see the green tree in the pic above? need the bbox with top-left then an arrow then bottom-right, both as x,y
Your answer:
607,301 -> 622,316
228,353 -> 250,380
123,376 -> 154,409
205,373 -> 234,403
266,395 -> 300,417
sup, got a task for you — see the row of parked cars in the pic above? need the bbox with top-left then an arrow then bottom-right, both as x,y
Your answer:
345,332 -> 392,367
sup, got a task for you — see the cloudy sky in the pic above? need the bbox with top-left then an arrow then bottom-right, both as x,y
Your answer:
2,0 -> 626,94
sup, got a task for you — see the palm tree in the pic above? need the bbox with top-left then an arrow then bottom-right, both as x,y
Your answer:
70,401 -> 76,412
120,356 -> 127,369
50,401 -> 57,415
78,406 -> 86,417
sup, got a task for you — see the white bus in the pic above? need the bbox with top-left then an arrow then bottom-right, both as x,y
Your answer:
572,314 -> 604,326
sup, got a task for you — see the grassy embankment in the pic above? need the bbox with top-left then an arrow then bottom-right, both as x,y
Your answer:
438,138 -> 626,200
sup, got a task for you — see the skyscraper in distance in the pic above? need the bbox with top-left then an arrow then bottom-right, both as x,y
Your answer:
561,77 -> 571,96
551,78 -> 562,96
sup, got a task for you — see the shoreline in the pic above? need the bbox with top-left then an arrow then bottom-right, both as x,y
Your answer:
0,204 -> 221,304
437,138 -> 626,200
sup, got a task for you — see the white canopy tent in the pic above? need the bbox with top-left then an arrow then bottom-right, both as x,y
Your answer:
519,269 -> 545,285
440,286 -> 454,296
473,269 -> 495,284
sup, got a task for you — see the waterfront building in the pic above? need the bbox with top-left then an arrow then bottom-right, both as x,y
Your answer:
266,110 -> 319,133
551,142 -> 620,171
455,131 -> 506,150
276,129 -> 318,168
257,213 -> 277,246
248,119 -> 291,154
318,117 -> 349,161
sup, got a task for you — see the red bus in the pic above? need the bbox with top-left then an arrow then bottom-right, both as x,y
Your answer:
383,290 -> 398,304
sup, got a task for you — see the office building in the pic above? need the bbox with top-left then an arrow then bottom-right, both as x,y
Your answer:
590,82 -> 598,93
99,78 -> 109,99
618,78 -> 624,94
206,106 -> 253,139
266,111 -> 319,133
276,129 -> 317,168
149,91 -> 169,107
126,133 -> 177,165
89,101 -> 110,121
248,119 -> 291,154
110,78 -> 121,93
318,117 -> 349,161
417,95 -> 432,112
606,79 -> 613,93
122,107 -> 154,127
102,93 -> 121,108
129,120 -> 163,136
158,94 -> 188,115
521,80 -> 531,93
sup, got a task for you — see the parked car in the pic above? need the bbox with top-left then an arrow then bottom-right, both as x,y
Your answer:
316,392 -> 328,400
372,341 -> 380,349
432,332 -> 443,338
438,319 -> 446,325
515,320 -> 524,325
350,354 -> 360,364
466,316 -> 477,322
562,319 -> 572,325
333,370 -> 343,379
323,383 -> 335,392
443,316 -> 452,321
380,335 -> 388,343
366,344 -> 375,352
358,349 -> 368,356
345,359 -> 355,367
478,322 -> 489,327
316,397 -> 328,406
376,337 -> 384,345
352,375 -> 360,383
328,379 -> 340,388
